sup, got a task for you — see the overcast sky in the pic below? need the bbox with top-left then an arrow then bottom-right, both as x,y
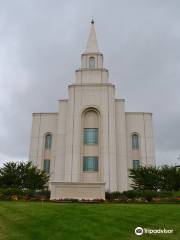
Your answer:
0,0 -> 180,166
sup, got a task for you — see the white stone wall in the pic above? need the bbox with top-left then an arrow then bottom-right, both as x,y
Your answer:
50,182 -> 105,200
29,101 -> 155,192
62,83 -> 117,191
29,113 -> 58,181
125,112 -> 155,188
115,99 -> 128,191
53,100 -> 68,182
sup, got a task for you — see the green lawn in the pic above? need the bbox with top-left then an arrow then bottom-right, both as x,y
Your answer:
0,202 -> 179,240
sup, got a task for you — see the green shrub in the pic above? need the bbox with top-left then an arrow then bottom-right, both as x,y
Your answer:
143,190 -> 159,201
106,190 -> 174,202
157,191 -> 173,198
123,190 -> 173,201
129,165 -> 180,191
0,161 -> 49,190
0,188 -> 50,201
33,190 -> 50,198
171,191 -> 180,197
105,191 -> 126,200
0,188 -> 24,197
123,190 -> 142,199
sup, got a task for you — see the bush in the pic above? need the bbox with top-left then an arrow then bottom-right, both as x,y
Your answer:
143,190 -> 159,201
105,191 -> 125,200
172,191 -> 180,197
0,161 -> 49,190
106,190 -> 174,202
123,190 -> 143,199
157,191 -> 173,198
0,188 -> 24,200
0,188 -> 50,201
32,190 -> 50,199
129,165 -> 180,191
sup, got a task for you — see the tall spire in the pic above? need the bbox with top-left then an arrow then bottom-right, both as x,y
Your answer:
85,20 -> 100,53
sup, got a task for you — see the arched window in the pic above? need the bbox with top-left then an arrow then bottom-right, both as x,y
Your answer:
82,108 -> 100,173
45,134 -> 52,149
89,57 -> 95,69
132,133 -> 139,150
83,110 -> 99,145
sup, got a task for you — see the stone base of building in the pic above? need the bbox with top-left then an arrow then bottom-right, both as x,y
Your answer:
50,182 -> 105,200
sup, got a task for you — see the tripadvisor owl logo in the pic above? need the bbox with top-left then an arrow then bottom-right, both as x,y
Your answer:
135,227 -> 143,236
134,227 -> 174,236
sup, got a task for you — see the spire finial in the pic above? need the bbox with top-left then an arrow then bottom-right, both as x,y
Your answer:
85,20 -> 99,53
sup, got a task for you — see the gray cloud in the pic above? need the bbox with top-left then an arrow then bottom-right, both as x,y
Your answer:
0,0 -> 180,165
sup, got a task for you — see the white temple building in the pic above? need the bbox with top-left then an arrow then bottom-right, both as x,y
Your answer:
29,21 -> 155,200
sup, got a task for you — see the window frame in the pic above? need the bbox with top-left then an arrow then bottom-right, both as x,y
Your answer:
45,133 -> 52,149
84,128 -> 99,145
133,160 -> 140,170
83,156 -> 98,172
43,159 -> 50,174
89,56 -> 95,69
132,133 -> 139,150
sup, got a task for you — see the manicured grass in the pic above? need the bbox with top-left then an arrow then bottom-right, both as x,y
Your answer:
0,202 -> 179,240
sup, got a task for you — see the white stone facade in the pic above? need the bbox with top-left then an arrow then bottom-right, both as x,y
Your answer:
29,22 -> 155,199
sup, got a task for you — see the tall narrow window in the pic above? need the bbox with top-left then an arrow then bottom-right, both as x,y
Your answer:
132,134 -> 139,150
89,57 -> 95,69
133,160 -> 140,170
84,128 -> 98,144
82,109 -> 100,174
43,159 -> 50,173
45,134 -> 52,149
83,157 -> 98,171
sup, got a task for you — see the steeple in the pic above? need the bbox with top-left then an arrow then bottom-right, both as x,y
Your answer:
75,20 -> 109,84
85,20 -> 100,53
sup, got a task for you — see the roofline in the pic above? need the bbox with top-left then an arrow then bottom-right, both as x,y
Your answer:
115,99 -> 125,102
58,99 -> 68,102
125,112 -> 153,115
69,83 -> 115,88
32,112 -> 58,115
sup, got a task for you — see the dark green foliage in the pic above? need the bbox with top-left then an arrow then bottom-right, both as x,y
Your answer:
123,190 -> 173,200
160,165 -> 180,191
106,190 -> 174,202
105,191 -> 125,200
129,165 -> 180,191
0,161 -> 49,190
129,166 -> 161,190
0,188 -> 50,200
123,190 -> 143,199
0,162 -> 21,189
0,188 -> 24,199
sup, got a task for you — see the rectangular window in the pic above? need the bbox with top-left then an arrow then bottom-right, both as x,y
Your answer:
133,160 -> 140,170
84,128 -> 98,144
43,159 -> 50,174
83,157 -> 98,171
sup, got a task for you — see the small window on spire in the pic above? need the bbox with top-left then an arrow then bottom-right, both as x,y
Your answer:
89,57 -> 95,69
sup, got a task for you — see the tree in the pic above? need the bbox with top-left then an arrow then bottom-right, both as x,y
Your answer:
0,162 -> 21,188
129,165 -> 180,191
129,166 -> 161,191
0,161 -> 49,190
160,165 -> 180,191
